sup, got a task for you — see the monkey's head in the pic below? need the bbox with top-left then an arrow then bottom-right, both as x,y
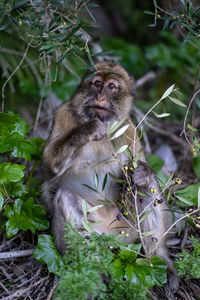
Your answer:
72,61 -> 135,123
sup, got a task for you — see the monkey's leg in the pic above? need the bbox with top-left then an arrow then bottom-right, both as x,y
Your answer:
52,187 -> 84,255
132,160 -> 179,294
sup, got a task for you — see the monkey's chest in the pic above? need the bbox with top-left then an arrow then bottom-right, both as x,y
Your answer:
62,140 -> 125,203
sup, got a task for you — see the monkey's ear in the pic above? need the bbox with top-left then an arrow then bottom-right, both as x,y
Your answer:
129,75 -> 136,98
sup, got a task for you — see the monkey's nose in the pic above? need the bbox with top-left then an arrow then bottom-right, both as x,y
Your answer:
96,93 -> 105,102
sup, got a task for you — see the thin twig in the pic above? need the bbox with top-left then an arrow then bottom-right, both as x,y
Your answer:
2,276 -> 49,300
1,41 -> 31,112
47,277 -> 58,300
181,88 -> 200,145
135,71 -> 156,88
154,207 -> 200,254
132,106 -> 187,147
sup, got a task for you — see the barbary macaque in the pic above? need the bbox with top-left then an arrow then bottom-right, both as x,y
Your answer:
42,61 -> 177,291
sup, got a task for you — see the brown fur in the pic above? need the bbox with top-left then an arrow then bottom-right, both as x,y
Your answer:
42,62 -> 178,292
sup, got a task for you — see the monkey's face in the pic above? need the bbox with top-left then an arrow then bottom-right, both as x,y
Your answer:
73,62 -> 134,123
84,75 -> 121,122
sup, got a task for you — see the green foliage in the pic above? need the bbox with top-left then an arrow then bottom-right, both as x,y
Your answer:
4,198 -> 49,238
0,112 -> 44,161
151,1 -> 200,38
35,225 -> 167,300
0,162 -> 25,184
34,235 -> 64,274
0,0 -> 96,108
175,237 -> 200,279
175,183 -> 200,207
146,154 -> 164,173
193,157 -> 200,179
0,112 -> 48,237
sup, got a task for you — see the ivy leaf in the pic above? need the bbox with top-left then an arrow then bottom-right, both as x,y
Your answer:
34,234 -> 64,274
146,154 -> 165,172
12,140 -> 37,162
0,112 -> 29,153
4,198 -> 49,238
175,182 -> 200,206
0,163 -> 25,184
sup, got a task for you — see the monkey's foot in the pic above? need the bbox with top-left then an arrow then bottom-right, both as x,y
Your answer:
132,161 -> 153,187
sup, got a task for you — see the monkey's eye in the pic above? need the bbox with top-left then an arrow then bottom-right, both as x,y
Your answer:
108,83 -> 116,90
94,80 -> 103,88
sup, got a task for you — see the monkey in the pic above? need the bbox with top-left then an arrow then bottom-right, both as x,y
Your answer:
42,61 -> 178,293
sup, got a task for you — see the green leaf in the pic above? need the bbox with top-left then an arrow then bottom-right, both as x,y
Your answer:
12,0 -> 28,10
93,50 -> 114,57
82,200 -> 88,220
146,154 -> 165,172
175,182 -> 200,206
12,140 -> 37,162
87,2 -> 100,7
0,112 -> 29,153
39,44 -> 56,51
0,192 -> 4,210
168,96 -> 187,108
140,211 -> 151,223
108,172 -> 124,183
142,230 -> 155,236
82,184 -> 98,193
112,258 -> 125,279
82,220 -> 94,234
34,234 -> 63,274
115,145 -> 129,154
102,173 -> 108,191
137,190 -> 150,197
4,198 -> 49,238
0,163 -> 25,184
160,84 -> 175,100
57,50 -> 68,64
119,244 -> 141,262
87,205 -> 104,213
193,157 -> 200,179
0,21 -> 12,31
94,173 -> 98,189
152,111 -> 170,118
110,124 -> 129,140
107,118 -> 126,135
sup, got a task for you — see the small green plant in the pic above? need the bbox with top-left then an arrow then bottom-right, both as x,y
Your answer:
175,236 -> 200,279
0,112 -> 49,237
34,224 -> 167,300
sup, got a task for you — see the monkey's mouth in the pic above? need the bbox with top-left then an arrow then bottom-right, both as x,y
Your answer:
87,105 -> 114,121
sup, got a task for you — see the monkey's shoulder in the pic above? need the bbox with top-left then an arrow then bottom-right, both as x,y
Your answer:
52,101 -> 76,136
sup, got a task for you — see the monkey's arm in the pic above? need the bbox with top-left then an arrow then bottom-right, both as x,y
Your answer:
43,103 -> 106,174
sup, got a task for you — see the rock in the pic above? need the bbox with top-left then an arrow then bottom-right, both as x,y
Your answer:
155,144 -> 178,175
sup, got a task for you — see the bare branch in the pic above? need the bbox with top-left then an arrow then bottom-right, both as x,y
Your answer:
0,249 -> 34,260
1,41 -> 31,112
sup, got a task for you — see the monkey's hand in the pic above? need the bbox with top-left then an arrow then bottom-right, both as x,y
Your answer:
132,161 -> 153,187
91,118 -> 107,141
